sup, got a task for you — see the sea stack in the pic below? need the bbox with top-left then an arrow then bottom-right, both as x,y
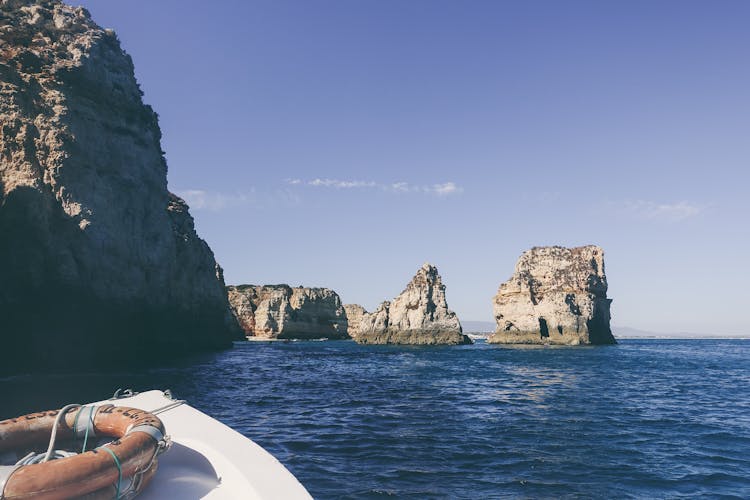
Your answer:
488,246 -> 616,345
227,285 -> 349,339
343,304 -> 367,339
0,1 -> 241,372
357,263 -> 471,345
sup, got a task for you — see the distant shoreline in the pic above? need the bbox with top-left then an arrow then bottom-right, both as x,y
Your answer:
616,335 -> 749,340
462,322 -> 749,340
244,334 -> 749,341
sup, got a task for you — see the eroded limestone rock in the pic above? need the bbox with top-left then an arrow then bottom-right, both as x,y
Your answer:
488,245 -> 615,345
0,0 -> 241,372
343,304 -> 367,339
227,285 -> 349,339
357,263 -> 471,345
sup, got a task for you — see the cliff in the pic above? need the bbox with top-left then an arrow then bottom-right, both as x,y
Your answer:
227,285 -> 349,339
488,245 -> 616,345
343,304 -> 367,339
357,263 -> 471,345
0,0 -> 241,372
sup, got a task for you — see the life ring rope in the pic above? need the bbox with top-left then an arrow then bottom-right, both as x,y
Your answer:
101,446 -> 123,499
73,405 -> 97,452
0,403 -> 170,499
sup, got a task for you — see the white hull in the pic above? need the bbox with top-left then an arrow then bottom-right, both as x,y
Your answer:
97,390 -> 311,499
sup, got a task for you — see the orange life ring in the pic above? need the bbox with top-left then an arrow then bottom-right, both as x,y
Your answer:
0,404 -> 168,499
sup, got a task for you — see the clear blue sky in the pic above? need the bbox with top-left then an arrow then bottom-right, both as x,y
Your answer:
78,0 -> 749,334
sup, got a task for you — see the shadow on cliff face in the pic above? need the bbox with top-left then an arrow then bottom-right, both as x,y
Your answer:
0,186 -> 233,375
538,318 -> 550,339
1,296 -> 232,374
587,298 -> 617,345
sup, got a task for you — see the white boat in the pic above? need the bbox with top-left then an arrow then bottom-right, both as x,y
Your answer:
97,389 -> 312,499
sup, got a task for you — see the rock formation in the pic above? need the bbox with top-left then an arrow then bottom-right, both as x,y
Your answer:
0,0 -> 241,372
488,245 -> 616,345
227,285 -> 349,339
357,263 -> 471,345
343,304 -> 367,339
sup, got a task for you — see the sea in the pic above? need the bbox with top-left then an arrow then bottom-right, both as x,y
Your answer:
2,339 -> 749,499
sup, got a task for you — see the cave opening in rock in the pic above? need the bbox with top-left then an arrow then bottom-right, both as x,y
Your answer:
539,317 -> 549,338
557,325 -> 563,335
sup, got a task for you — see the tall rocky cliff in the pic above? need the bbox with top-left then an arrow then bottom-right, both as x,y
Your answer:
488,245 -> 615,345
227,285 -> 349,339
357,263 -> 471,345
0,0 -> 241,372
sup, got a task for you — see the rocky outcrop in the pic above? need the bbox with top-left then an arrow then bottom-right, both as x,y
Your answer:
343,304 -> 367,339
357,263 -> 471,345
488,245 -> 615,345
227,285 -> 349,339
0,0 -> 241,372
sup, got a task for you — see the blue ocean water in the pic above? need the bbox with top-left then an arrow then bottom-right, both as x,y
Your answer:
2,339 -> 749,498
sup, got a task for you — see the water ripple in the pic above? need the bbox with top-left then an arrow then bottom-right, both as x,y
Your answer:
1,339 -> 750,498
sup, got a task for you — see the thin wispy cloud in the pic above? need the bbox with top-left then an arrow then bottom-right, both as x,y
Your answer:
623,200 -> 706,222
175,188 -> 300,211
431,182 -> 461,196
287,178 -> 463,197
309,179 -> 377,189
177,179 -> 463,212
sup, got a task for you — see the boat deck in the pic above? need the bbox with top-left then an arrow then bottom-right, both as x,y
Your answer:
99,390 -> 311,499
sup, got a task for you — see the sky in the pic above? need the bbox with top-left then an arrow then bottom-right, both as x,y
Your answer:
77,0 -> 749,334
